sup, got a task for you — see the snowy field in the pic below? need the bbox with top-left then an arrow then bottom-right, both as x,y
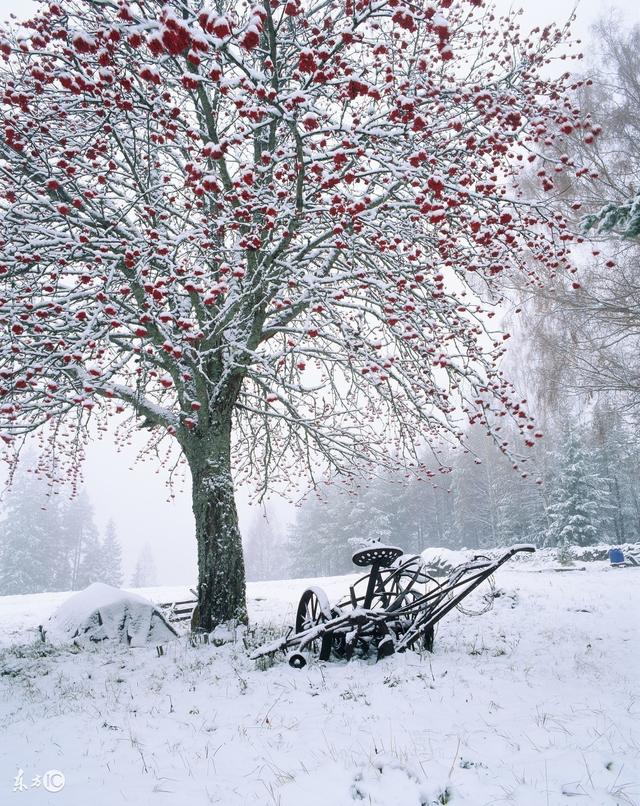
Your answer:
0,561 -> 638,805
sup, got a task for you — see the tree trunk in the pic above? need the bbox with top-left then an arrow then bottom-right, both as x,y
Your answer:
186,418 -> 247,632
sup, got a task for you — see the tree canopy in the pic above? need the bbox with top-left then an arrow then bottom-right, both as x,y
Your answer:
0,0 -> 586,625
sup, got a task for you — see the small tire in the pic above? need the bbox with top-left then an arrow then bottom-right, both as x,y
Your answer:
288,652 -> 307,669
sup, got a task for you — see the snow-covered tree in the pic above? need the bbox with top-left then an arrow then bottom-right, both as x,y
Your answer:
286,489 -> 344,577
584,189 -> 640,240
130,543 -> 157,588
579,18 -> 640,241
0,1 -> 585,628
452,439 -> 502,549
285,413 -> 640,561
0,468 -> 63,594
243,511 -> 285,581
513,18 -> 640,416
396,463 -> 457,553
65,489 -> 101,589
101,518 -> 124,587
589,405 -> 640,544
450,427 -> 547,548
544,429 -> 613,547
348,477 -> 398,545
0,466 -> 117,593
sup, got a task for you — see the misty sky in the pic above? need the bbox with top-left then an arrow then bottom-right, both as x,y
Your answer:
1,0 -> 637,585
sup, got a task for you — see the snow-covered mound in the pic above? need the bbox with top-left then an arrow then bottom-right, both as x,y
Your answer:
45,583 -> 178,647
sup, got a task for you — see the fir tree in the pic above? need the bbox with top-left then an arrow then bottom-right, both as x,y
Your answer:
101,519 -> 124,587
544,429 -> 613,547
63,490 -> 101,590
0,470 -> 62,595
589,405 -> 640,544
244,512 -> 286,582
131,544 -> 157,588
287,486 -> 354,578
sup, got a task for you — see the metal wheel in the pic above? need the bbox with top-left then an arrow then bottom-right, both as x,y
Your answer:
295,587 -> 344,661
288,652 -> 307,669
387,561 -> 438,608
295,586 -> 332,633
455,555 -> 496,616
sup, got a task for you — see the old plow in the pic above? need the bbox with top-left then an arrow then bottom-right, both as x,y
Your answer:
251,544 -> 534,667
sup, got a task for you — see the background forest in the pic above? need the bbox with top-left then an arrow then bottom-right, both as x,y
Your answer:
0,468 -> 140,595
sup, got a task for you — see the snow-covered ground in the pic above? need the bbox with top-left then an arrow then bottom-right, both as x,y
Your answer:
1,561 -> 638,805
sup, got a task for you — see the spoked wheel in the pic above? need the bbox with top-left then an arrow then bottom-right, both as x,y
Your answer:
295,586 -> 332,633
387,562 -> 439,609
294,587 -> 344,663
363,556 -> 437,612
455,555 -> 496,616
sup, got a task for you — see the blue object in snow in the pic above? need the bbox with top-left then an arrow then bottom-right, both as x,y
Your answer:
608,548 -> 625,565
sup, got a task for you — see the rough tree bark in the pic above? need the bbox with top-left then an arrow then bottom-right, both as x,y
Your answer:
182,392 -> 247,630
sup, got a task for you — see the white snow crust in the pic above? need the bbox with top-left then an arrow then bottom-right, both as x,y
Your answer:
0,557 -> 638,805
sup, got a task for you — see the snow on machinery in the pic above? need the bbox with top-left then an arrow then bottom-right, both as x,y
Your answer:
251,543 -> 535,667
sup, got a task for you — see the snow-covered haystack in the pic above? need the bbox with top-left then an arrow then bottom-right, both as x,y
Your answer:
45,583 -> 178,647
